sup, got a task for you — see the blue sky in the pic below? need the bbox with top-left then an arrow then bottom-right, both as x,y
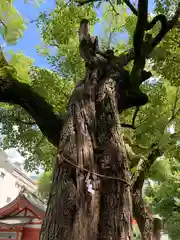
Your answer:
6,0 -> 155,68
6,0 -> 56,68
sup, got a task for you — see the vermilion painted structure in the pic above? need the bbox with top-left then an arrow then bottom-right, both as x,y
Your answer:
0,188 -> 46,240
0,187 -> 149,239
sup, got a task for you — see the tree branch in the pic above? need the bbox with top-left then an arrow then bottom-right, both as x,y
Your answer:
0,76 -> 63,147
121,107 -> 139,129
76,0 -> 138,15
131,86 -> 180,189
77,0 -> 180,68
132,190 -> 153,239
130,0 -> 148,86
132,144 -> 162,190
109,0 -> 119,16
123,0 -> 138,16
121,123 -> 136,129
170,87 -> 180,121
151,4 -> 180,50
113,3 -> 180,68
132,144 -> 162,239
132,106 -> 139,125
76,0 -> 100,6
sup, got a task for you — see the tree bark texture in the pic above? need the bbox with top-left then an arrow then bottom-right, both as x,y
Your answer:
133,189 -> 154,240
0,49 -> 160,240
132,147 -> 162,240
40,68 -> 132,240
133,190 -> 162,240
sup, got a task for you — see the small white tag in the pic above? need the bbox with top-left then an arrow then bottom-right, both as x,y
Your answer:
86,180 -> 95,194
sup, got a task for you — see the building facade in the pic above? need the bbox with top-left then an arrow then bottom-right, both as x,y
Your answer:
0,149 -> 37,208
0,188 -> 46,240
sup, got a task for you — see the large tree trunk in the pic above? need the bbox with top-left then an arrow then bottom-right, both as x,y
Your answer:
40,68 -> 132,240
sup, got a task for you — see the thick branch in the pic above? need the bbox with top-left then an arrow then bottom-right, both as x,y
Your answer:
130,0 -> 148,86
114,3 -> 180,68
132,144 -> 162,239
123,0 -> 137,15
0,19 -> 6,29
132,106 -> 139,126
133,190 -> 162,239
132,145 -> 162,190
133,190 -> 153,239
151,4 -> 180,50
76,0 -> 100,6
76,0 -> 138,15
0,77 -> 63,147
77,1 -> 180,69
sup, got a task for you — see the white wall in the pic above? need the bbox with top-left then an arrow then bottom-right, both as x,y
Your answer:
0,168 -> 20,208
12,168 -> 37,193
0,150 -> 37,208
0,150 -> 13,173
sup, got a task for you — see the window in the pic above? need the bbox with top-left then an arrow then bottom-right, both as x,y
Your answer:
6,197 -> 11,203
0,172 -> 5,178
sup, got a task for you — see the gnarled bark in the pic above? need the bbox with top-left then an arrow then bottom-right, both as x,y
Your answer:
40,68 -> 132,240
133,190 -> 162,240
132,147 -> 162,240
95,78 -> 132,239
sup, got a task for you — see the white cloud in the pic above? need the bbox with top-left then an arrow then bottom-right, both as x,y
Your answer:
5,148 -> 44,177
5,148 -> 24,163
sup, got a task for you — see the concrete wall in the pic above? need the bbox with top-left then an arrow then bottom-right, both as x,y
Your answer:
0,150 -> 37,208
0,168 -> 20,208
